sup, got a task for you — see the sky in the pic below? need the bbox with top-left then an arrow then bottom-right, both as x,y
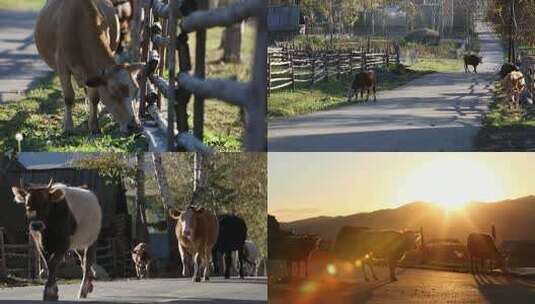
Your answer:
268,153 -> 535,222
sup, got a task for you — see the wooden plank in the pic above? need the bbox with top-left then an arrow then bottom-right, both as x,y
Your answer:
0,228 -> 6,278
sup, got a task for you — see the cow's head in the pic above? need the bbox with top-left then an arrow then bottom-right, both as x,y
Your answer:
11,179 -> 65,234
401,230 -> 421,251
86,63 -> 144,134
169,206 -> 205,241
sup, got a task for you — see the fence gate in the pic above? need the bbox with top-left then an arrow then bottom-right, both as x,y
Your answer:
134,0 -> 267,152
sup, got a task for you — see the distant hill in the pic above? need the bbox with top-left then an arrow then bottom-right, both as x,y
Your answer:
280,196 -> 535,243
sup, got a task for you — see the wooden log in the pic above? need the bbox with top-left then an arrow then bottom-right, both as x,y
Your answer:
0,228 -> 6,278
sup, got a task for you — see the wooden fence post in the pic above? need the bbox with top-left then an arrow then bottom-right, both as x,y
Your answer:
310,54 -> 316,87
267,52 -> 271,97
349,51 -> 353,73
324,52 -> 328,80
336,51 -> 341,79
362,50 -> 367,71
0,228 -> 6,279
167,0 -> 178,151
289,50 -> 295,91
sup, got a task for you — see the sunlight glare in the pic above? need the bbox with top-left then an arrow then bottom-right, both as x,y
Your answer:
397,156 -> 506,210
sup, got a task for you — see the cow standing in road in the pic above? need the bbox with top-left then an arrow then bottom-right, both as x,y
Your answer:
170,206 -> 218,282
347,70 -> 377,102
213,215 -> 247,279
132,242 -> 151,279
467,233 -> 508,274
34,0 -> 143,135
464,54 -> 483,73
12,179 -> 102,301
332,226 -> 420,281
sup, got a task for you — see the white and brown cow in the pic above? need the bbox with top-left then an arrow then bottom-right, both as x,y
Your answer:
131,242 -> 151,279
333,226 -> 420,281
12,179 -> 102,301
503,71 -> 526,110
169,206 -> 219,282
34,0 -> 143,134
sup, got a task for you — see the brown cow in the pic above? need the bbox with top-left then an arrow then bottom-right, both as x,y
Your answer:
131,242 -> 151,279
169,206 -> 219,282
34,0 -> 143,134
503,71 -> 526,110
347,70 -> 377,102
464,54 -> 482,73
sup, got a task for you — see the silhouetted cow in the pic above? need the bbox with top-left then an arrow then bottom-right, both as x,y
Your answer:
332,226 -> 420,281
467,233 -> 508,274
499,63 -> 520,79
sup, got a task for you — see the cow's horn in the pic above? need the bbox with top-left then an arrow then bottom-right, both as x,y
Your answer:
47,178 -> 54,189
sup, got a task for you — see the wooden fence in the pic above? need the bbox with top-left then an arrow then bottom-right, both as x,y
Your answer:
267,47 -> 397,94
134,0 -> 267,152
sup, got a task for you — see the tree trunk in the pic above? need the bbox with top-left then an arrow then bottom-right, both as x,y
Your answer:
152,152 -> 177,272
135,153 -> 149,243
192,152 -> 208,205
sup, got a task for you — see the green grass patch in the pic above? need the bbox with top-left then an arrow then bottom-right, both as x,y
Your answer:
0,0 -> 45,10
409,58 -> 463,73
0,75 -> 148,153
268,66 -> 432,118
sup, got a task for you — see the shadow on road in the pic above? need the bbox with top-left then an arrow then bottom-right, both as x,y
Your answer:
473,272 -> 535,304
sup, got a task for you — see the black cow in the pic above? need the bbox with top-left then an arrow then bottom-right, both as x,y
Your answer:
499,63 -> 520,79
11,179 -> 102,301
467,233 -> 508,274
464,54 -> 483,73
213,215 -> 247,279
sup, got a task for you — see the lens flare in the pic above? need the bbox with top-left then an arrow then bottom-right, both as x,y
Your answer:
299,280 -> 318,295
354,260 -> 362,267
326,264 -> 337,275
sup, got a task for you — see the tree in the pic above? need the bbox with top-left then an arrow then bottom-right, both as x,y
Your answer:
135,153 -> 149,243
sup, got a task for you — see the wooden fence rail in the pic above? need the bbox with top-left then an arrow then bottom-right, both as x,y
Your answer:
267,47 -> 397,95
135,0 -> 267,152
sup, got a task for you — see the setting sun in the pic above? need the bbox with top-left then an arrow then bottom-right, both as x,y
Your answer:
396,157 -> 507,210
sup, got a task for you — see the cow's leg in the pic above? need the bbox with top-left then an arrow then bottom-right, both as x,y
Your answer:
58,68 -> 75,134
87,88 -> 101,134
78,245 -> 96,299
465,64 -> 468,73
238,247 -> 246,279
179,245 -> 190,277
388,260 -> 397,281
474,66 -> 478,74
193,252 -> 201,282
362,261 -> 369,281
43,253 -> 63,301
224,250 -> 232,279
373,85 -> 377,102
347,88 -> 355,102
202,248 -> 211,281
365,88 -> 370,102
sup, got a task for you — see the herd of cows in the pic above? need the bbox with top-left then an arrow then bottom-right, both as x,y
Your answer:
344,52 -> 532,112
269,215 -> 512,283
10,180 -> 261,301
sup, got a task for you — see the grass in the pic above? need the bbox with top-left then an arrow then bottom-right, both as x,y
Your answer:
0,0 -> 45,10
268,66 -> 432,118
409,58 -> 463,73
0,23 -> 256,152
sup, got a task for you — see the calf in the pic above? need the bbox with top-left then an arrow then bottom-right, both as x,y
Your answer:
213,215 -> 247,279
467,233 -> 508,274
464,54 -> 483,73
169,206 -> 218,282
243,240 -> 260,276
332,226 -> 419,281
347,70 -> 377,102
35,0 -> 143,134
12,179 -> 102,301
131,242 -> 151,279
503,71 -> 526,110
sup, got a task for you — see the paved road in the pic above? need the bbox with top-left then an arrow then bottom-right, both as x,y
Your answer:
0,277 -> 267,303
0,9 -> 50,103
270,268 -> 535,304
268,22 -> 503,151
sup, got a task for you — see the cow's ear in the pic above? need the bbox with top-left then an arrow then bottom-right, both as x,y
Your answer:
48,188 -> 65,202
194,207 -> 205,213
86,74 -> 107,88
11,187 -> 27,204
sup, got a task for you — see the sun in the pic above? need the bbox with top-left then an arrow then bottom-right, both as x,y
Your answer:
396,156 -> 507,210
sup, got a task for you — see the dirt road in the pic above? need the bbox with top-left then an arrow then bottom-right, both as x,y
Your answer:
0,277 -> 267,303
0,10 -> 50,103
270,267 -> 535,304
268,22 -> 503,152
